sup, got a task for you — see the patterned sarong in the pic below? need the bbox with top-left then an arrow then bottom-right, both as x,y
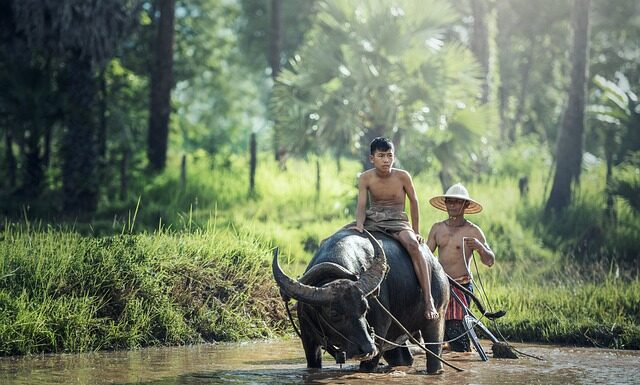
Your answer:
445,286 -> 469,320
344,206 -> 414,236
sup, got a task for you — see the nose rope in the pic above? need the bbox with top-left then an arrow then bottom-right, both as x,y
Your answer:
315,311 -> 364,351
286,298 -> 370,356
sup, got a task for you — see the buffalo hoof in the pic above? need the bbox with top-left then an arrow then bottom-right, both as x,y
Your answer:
359,357 -> 380,372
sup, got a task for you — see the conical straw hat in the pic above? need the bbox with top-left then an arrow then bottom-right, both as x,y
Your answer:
429,183 -> 483,214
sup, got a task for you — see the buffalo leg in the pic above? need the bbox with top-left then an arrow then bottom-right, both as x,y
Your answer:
299,315 -> 322,368
383,344 -> 414,367
301,339 -> 322,368
421,320 -> 445,374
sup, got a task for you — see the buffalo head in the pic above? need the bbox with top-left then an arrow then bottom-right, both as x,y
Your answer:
272,232 -> 388,362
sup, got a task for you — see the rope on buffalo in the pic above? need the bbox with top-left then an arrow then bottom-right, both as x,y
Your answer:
374,322 -> 480,347
371,296 -> 464,372
284,300 -> 303,340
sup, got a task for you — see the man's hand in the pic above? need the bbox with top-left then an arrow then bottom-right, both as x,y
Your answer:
464,237 -> 483,251
349,224 -> 364,233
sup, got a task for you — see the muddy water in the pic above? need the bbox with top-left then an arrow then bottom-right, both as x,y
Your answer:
0,340 -> 638,385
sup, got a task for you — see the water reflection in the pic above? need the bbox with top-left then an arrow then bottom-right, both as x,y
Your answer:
0,340 -> 638,385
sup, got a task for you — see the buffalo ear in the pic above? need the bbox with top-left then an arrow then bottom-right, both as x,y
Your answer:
299,262 -> 358,286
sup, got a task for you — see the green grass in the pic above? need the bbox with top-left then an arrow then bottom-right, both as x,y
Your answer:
1,151 -> 638,354
472,260 -> 640,350
0,222 -> 287,355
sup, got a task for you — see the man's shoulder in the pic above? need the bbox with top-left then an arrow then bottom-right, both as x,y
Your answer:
465,219 -> 480,229
429,220 -> 447,233
464,220 -> 484,234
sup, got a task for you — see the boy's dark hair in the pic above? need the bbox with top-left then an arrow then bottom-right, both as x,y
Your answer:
370,137 -> 394,155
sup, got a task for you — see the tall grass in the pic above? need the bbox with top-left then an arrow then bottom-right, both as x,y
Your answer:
482,270 -> 640,349
0,222 -> 287,355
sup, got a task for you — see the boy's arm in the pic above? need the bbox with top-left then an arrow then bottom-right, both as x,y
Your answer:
402,172 -> 421,237
353,173 -> 368,232
426,224 -> 438,253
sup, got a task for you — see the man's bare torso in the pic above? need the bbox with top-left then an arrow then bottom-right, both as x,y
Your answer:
428,220 -> 483,281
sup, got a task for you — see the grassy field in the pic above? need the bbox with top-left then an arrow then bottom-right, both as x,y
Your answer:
0,223 -> 287,355
0,153 -> 638,355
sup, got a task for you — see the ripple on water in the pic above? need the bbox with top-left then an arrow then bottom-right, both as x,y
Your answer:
0,341 -> 638,385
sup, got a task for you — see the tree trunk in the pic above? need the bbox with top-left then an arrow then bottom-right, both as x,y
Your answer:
180,153 -> 187,191
120,146 -> 130,201
470,0 -> 490,103
546,0 -> 590,213
269,0 -> 283,161
62,52 -> 98,214
22,121 -> 43,198
438,169 -> 453,194
512,45 -> 534,140
4,127 -> 17,189
496,2 -> 513,142
43,120 -> 52,169
315,156 -> 321,199
147,0 -> 175,172
604,128 -> 615,221
268,0 -> 282,79
98,69 -> 108,162
249,132 -> 257,197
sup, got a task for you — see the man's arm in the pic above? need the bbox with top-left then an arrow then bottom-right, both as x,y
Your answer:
353,173 -> 368,232
464,227 -> 495,267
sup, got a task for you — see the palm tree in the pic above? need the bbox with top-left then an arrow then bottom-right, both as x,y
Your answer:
271,0 -> 488,183
589,74 -> 640,216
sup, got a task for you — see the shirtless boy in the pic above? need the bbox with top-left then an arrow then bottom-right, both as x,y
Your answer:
350,137 -> 438,320
426,183 -> 495,351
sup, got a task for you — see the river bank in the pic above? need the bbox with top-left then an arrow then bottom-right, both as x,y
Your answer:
1,223 -> 638,356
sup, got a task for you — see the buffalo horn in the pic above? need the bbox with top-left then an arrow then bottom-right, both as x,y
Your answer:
272,249 -> 335,305
355,231 -> 388,296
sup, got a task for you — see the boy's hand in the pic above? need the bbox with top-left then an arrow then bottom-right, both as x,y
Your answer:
416,233 -> 425,244
349,225 -> 364,233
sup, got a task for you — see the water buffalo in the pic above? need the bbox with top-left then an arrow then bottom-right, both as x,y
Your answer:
273,228 -> 450,373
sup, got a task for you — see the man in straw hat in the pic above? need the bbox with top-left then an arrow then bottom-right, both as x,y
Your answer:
426,183 -> 496,352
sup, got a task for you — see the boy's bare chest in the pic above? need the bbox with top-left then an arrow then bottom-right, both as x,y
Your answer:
368,177 -> 405,203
